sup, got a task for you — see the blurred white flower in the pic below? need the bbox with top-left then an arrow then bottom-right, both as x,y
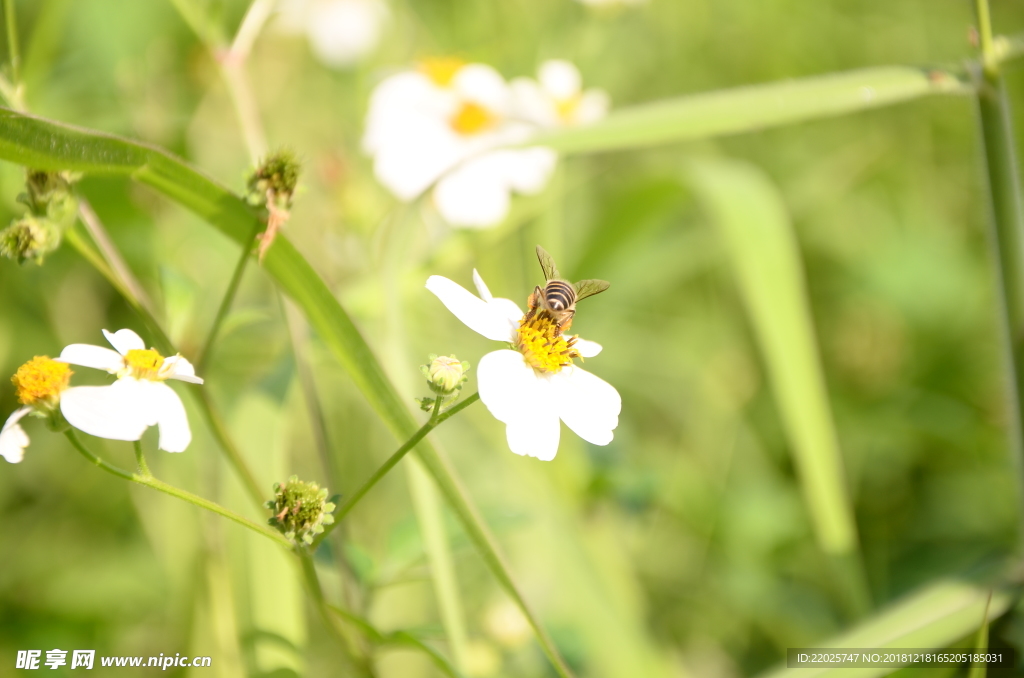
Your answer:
277,0 -> 388,68
58,329 -> 204,453
363,58 -> 557,228
1,356 -> 73,464
511,60 -> 610,128
426,270 -> 619,460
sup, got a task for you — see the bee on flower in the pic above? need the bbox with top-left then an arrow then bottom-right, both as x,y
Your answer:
363,57 -> 557,228
57,329 -> 204,453
425,250 -> 620,461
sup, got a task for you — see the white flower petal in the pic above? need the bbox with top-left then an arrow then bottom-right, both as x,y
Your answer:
163,356 -> 204,384
574,337 -> 602,357
143,382 -> 192,453
504,409 -> 560,461
473,268 -> 494,301
499,148 -> 558,195
453,64 -> 509,111
434,156 -> 512,227
551,366 -> 620,446
306,0 -> 386,68
0,407 -> 32,463
426,276 -> 516,342
510,78 -> 559,127
477,350 -> 540,423
103,328 -> 146,355
539,60 -> 582,100
490,298 -> 526,328
372,118 -> 464,199
61,381 -> 151,442
575,89 -> 611,125
58,344 -> 125,373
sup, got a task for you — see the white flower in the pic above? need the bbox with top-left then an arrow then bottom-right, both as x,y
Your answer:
277,0 -> 388,68
363,59 -> 557,228
510,60 -> 610,128
426,270 -> 620,460
0,407 -> 31,463
57,329 -> 204,453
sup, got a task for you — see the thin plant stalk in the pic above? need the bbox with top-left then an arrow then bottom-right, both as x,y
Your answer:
197,223 -> 260,373
973,0 -> 1024,550
65,431 -> 290,548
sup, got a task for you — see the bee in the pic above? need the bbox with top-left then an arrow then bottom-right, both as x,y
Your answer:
527,245 -> 610,331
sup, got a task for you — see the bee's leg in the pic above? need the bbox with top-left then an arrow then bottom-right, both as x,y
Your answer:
558,309 -> 576,333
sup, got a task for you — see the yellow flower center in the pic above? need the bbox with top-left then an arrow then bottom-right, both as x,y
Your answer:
555,95 -> 581,123
12,356 -> 72,407
516,312 -> 580,374
450,102 -> 497,135
124,348 -> 166,380
418,57 -> 466,87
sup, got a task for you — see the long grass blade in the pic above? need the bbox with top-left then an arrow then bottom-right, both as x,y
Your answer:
686,157 -> 869,616
526,66 -> 969,155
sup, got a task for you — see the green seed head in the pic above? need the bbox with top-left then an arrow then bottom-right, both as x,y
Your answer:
0,216 -> 61,265
265,476 -> 337,546
247,149 -> 301,209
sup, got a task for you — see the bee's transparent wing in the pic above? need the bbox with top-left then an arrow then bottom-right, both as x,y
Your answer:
573,279 -> 610,302
536,245 -> 561,281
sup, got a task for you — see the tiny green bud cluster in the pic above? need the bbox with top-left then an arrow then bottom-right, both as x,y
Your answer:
265,476 -> 337,546
1,169 -> 79,265
246,149 -> 301,211
418,354 -> 470,412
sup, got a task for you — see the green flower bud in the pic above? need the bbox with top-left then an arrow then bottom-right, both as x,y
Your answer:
247,149 -> 301,210
0,216 -> 61,264
20,170 -> 79,227
421,354 -> 470,395
265,476 -> 337,546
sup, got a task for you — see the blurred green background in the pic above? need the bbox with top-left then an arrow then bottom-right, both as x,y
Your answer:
3,0 -> 1024,676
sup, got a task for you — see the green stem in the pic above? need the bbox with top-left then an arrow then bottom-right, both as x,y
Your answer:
197,223 -> 259,374
132,439 -> 151,477
3,0 -> 18,84
64,431 -> 290,548
975,0 -> 997,76
313,393 -> 480,547
973,51 -> 1024,549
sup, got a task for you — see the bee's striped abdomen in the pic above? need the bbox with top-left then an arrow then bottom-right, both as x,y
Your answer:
544,280 -> 576,312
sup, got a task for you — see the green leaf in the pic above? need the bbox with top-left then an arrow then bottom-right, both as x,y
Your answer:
0,107 -> 574,678
528,66 -> 969,155
755,578 -> 1013,678
685,157 -> 868,613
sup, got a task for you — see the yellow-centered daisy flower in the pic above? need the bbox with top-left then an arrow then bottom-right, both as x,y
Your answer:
426,270 -> 620,461
363,59 -> 556,228
0,356 -> 73,463
510,60 -> 610,128
57,329 -> 203,453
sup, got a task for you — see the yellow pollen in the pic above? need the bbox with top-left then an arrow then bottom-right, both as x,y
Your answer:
555,95 -> 581,123
516,312 -> 580,374
11,356 -> 72,407
418,57 -> 465,87
450,102 -> 497,135
124,348 -> 165,380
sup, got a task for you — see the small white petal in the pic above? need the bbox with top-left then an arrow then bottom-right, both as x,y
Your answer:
509,78 -> 560,128
0,407 -> 32,463
426,276 -> 517,342
143,382 -> 192,453
61,381 -> 150,442
452,64 -> 509,112
574,337 -> 603,357
434,156 -> 512,227
504,410 -> 560,461
473,269 -> 494,302
489,298 -> 526,328
103,328 -> 146,355
477,350 -> 541,423
58,344 -> 125,373
551,366 -> 620,446
575,89 -> 611,125
306,0 -> 386,68
539,60 -> 582,101
163,356 -> 204,384
499,148 -> 558,195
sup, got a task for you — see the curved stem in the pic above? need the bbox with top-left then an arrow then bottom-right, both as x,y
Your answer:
132,439 -> 151,477
65,431 -> 290,549
313,393 -> 480,548
197,223 -> 260,374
